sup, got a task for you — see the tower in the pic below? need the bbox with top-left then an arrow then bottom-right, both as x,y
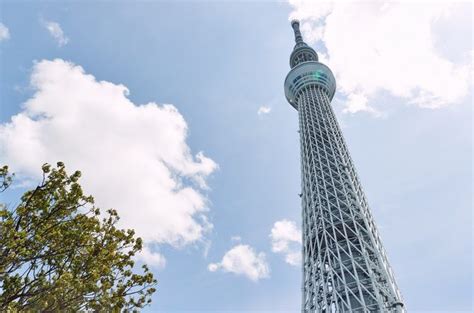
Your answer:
284,21 -> 405,312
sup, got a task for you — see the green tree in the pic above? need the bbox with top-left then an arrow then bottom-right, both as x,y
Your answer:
0,162 -> 157,311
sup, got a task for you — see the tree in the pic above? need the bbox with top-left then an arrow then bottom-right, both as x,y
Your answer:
0,162 -> 157,311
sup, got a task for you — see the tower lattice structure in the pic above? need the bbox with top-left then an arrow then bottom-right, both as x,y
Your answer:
284,20 -> 405,313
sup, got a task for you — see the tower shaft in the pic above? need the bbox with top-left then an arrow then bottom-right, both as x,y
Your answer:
284,21 -> 404,312
298,85 -> 402,312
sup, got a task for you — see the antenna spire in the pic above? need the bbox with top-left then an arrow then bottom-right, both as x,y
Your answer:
291,20 -> 303,44
288,20 -> 318,68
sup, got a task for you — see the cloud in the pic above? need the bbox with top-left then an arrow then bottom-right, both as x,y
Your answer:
0,22 -> 10,41
270,219 -> 301,266
0,59 -> 218,253
135,246 -> 166,269
343,92 -> 383,117
288,0 -> 471,113
42,19 -> 69,46
208,244 -> 270,281
231,236 -> 242,242
257,105 -> 271,115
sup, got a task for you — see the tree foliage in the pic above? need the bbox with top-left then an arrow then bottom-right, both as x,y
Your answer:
0,163 -> 157,311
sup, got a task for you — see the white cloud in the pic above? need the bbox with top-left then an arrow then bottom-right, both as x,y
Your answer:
135,246 -> 166,269
288,0 -> 471,113
0,23 -> 10,42
270,219 -> 301,266
0,59 -> 218,253
208,244 -> 270,281
257,105 -> 271,115
42,19 -> 69,46
343,92 -> 383,117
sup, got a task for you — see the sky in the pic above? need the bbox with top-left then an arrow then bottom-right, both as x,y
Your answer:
0,0 -> 472,312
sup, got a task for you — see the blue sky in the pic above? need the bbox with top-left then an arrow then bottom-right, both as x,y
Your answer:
0,1 -> 472,312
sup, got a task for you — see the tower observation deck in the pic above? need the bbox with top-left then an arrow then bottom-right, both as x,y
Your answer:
284,20 -> 405,312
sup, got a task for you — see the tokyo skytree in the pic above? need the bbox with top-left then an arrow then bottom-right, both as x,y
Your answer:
284,20 -> 405,312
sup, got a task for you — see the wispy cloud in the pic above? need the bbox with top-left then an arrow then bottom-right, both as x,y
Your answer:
42,19 -> 69,46
0,22 -> 10,42
231,236 -> 242,242
208,244 -> 270,281
288,0 -> 471,113
257,105 -> 271,115
270,219 -> 301,266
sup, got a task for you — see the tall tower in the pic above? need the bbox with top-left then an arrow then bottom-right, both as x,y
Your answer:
284,21 -> 405,312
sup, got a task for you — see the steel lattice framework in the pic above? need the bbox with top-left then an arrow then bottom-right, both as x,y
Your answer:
284,20 -> 405,313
